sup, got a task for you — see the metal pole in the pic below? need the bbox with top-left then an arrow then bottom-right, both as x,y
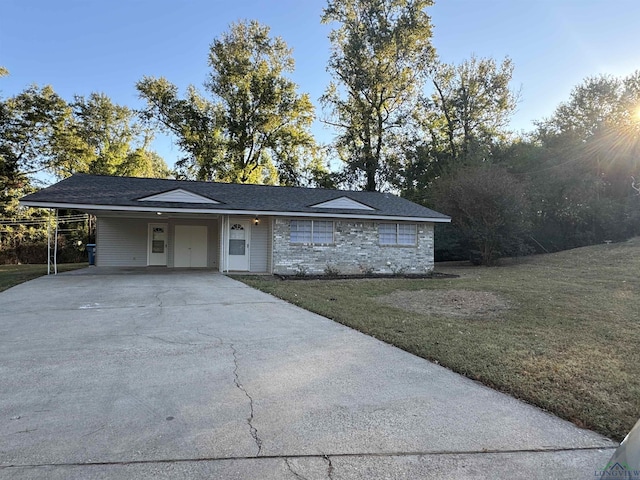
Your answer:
221,216 -> 225,273
224,216 -> 228,273
53,209 -> 58,275
221,216 -> 226,273
47,210 -> 51,276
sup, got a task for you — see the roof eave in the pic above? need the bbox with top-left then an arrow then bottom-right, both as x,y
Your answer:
20,200 -> 452,223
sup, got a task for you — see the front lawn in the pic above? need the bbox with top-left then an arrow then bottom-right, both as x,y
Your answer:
240,238 -> 640,441
0,263 -> 88,293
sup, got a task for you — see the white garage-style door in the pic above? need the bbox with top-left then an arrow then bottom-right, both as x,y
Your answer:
174,225 -> 208,268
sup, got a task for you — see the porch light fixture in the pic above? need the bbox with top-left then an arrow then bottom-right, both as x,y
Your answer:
253,216 -> 260,225
156,212 -> 162,215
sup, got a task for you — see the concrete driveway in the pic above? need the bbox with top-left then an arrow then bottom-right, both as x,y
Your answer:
0,269 -> 615,479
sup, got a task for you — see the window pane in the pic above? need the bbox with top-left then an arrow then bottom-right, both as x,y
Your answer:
379,223 -> 397,245
230,224 -> 245,240
313,221 -> 333,244
398,224 -> 417,245
229,239 -> 245,255
152,240 -> 164,253
290,220 -> 312,243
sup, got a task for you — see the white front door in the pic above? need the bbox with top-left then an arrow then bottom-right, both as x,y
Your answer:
148,223 -> 168,266
174,225 -> 208,268
228,220 -> 250,271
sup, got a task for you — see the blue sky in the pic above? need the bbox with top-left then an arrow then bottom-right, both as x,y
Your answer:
2,0 -> 639,168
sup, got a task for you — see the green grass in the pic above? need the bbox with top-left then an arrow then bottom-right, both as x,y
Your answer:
240,238 -> 640,441
0,263 -> 88,293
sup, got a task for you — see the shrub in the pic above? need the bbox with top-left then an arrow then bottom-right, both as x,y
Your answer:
324,264 -> 341,277
433,166 -> 532,265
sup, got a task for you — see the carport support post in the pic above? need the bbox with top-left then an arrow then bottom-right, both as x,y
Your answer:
53,209 -> 58,275
220,215 -> 227,273
47,212 -> 51,276
224,215 -> 229,272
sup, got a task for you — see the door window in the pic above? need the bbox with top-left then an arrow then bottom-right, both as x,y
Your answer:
152,227 -> 165,253
229,224 -> 246,255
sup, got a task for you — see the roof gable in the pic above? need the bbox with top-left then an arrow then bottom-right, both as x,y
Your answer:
309,196 -> 375,211
137,188 -> 219,204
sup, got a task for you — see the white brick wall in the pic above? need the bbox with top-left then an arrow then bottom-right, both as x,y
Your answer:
272,218 -> 434,275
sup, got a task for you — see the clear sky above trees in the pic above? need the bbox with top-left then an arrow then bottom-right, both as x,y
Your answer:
2,0 -> 639,168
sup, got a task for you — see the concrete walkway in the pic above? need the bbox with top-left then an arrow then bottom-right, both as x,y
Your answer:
0,270 -> 615,479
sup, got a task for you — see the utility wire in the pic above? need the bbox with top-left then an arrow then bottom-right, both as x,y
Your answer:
0,214 -> 88,226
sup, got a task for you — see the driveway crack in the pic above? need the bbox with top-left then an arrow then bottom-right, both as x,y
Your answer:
230,343 -> 263,456
323,454 -> 334,479
153,290 -> 170,309
196,328 -> 225,346
195,330 -> 264,456
143,335 -> 196,346
284,458 -> 309,480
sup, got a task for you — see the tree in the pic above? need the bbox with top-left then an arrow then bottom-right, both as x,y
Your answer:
321,0 -> 435,191
0,85 -> 169,181
0,74 -> 169,263
426,56 -> 518,164
136,79 -> 224,181
536,72 -> 640,178
538,74 -> 639,138
138,20 -> 316,185
432,166 -> 531,265
0,85 -> 68,178
0,84 -> 66,241
50,92 -> 170,178
124,150 -> 172,179
0,72 -> 57,262
0,67 -> 21,215
530,72 -> 640,248
395,56 -> 518,199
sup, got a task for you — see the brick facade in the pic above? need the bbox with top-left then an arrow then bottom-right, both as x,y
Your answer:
272,218 -> 434,275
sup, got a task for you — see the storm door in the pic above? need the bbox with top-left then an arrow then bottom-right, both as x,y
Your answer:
228,221 -> 250,271
148,223 -> 168,266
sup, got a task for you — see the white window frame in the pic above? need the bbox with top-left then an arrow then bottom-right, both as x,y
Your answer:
379,223 -> 417,246
290,220 -> 334,245
290,220 -> 312,243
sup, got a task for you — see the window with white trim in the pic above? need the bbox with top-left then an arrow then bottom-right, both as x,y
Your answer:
290,220 -> 334,244
290,220 -> 312,243
379,223 -> 417,245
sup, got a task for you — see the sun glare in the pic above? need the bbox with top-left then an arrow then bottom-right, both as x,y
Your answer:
634,105 -> 640,122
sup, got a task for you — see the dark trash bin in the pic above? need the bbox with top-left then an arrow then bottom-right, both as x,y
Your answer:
87,244 -> 96,265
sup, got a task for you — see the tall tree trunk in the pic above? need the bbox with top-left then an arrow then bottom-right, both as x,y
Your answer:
363,119 -> 377,191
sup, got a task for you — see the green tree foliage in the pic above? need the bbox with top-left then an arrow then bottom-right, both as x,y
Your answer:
321,0 -> 435,191
0,86 -> 169,181
0,85 -> 68,178
137,20 -> 317,185
0,78 -> 168,263
136,79 -> 224,180
426,56 -> 518,164
527,72 -> 640,250
0,73 -> 58,261
0,73 -> 25,219
410,70 -> 640,261
51,93 -> 170,178
397,56 -> 518,201
0,83 -> 66,231
432,166 -> 531,265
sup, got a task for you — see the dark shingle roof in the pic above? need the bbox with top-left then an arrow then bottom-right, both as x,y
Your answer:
21,174 -> 450,221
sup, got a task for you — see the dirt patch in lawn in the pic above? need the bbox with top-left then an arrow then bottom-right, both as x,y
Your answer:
376,289 -> 510,319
